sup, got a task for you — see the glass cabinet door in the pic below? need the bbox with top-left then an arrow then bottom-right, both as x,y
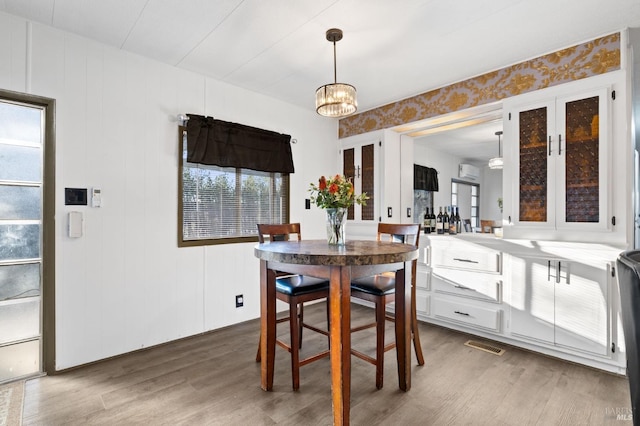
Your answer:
556,88 -> 608,229
342,142 -> 376,221
518,105 -> 551,223
513,99 -> 555,228
512,87 -> 608,231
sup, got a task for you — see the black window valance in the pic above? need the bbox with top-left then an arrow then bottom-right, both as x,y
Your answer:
414,164 -> 439,191
185,114 -> 294,174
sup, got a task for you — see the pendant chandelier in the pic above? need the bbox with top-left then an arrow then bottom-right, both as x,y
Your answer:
488,130 -> 504,169
315,28 -> 357,118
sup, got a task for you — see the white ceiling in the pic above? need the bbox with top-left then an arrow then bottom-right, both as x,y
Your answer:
1,0 -> 639,161
415,119 -> 504,165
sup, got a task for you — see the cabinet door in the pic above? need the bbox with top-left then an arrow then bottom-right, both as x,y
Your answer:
509,255 -> 555,344
509,88 -> 609,231
342,141 -> 378,221
554,260 -> 609,356
512,100 -> 556,228
555,88 -> 609,230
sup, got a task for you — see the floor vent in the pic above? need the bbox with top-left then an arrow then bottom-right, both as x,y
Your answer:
464,340 -> 506,356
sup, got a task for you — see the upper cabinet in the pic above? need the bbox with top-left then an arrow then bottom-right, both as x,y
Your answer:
339,130 -> 411,233
341,138 -> 379,222
504,86 -> 610,232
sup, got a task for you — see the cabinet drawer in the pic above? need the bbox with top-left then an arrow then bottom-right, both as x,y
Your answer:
416,264 -> 430,290
416,293 -> 430,316
433,296 -> 502,332
432,248 -> 501,273
432,268 -> 502,303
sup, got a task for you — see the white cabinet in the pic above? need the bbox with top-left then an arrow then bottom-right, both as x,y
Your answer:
504,86 -> 610,231
415,260 -> 430,316
417,235 -> 623,373
509,254 -> 611,356
340,129 -> 413,229
432,296 -> 502,332
426,236 -> 504,333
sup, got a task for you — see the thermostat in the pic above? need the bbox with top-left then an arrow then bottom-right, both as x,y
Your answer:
91,188 -> 102,207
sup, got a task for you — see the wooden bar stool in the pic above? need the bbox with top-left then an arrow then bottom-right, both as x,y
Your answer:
350,223 -> 425,389
255,223 -> 330,390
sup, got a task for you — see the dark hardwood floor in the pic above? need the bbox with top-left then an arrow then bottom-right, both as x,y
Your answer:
22,303 -> 631,425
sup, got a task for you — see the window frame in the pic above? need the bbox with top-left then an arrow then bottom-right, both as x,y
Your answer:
451,178 -> 480,229
177,127 -> 290,247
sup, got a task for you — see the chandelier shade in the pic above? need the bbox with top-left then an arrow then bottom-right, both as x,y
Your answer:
316,83 -> 357,117
488,130 -> 504,170
315,28 -> 357,118
488,156 -> 504,169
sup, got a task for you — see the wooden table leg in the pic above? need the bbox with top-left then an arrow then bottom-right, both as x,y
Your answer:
260,260 -> 276,391
395,261 -> 412,391
329,265 -> 351,425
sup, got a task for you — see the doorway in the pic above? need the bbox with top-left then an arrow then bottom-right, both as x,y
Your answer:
0,90 -> 55,382
452,179 -> 479,230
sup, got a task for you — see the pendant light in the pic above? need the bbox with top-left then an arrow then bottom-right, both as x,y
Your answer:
488,130 -> 504,169
315,28 -> 357,118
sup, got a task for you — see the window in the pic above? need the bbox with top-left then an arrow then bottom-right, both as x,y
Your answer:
451,179 -> 479,229
179,129 -> 290,246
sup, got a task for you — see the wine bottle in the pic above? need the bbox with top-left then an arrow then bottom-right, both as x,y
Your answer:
430,207 -> 436,233
449,206 -> 457,234
443,206 -> 450,234
423,209 -> 430,234
436,207 -> 444,234
455,207 -> 462,234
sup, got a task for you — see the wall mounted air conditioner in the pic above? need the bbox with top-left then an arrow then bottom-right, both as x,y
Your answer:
459,164 -> 480,180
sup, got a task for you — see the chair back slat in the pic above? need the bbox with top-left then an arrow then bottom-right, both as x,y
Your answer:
377,223 -> 421,246
257,223 -> 302,243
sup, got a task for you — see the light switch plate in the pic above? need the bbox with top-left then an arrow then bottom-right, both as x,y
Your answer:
68,211 -> 83,238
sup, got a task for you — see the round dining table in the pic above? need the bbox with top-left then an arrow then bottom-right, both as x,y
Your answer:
254,239 -> 418,426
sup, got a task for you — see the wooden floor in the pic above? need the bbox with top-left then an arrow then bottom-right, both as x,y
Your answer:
22,303 -> 632,425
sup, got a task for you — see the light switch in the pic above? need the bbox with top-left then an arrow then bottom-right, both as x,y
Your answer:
68,211 -> 83,238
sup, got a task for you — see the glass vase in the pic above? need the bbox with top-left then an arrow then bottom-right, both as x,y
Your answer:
325,207 -> 347,245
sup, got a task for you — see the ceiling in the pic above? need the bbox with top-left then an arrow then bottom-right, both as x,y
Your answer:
1,0 -> 639,161
414,118 -> 504,165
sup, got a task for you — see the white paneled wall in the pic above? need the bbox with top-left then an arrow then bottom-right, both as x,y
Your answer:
0,15 -> 27,91
0,11 -> 337,369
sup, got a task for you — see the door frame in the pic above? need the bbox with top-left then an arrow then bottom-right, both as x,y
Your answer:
0,88 -> 56,374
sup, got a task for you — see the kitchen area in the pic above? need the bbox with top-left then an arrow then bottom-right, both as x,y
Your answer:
340,50 -> 630,377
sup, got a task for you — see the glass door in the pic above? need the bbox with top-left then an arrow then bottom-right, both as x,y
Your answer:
0,100 -> 44,382
342,141 -> 377,221
555,88 -> 609,230
514,100 -> 555,227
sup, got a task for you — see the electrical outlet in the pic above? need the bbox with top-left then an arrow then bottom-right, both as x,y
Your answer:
235,294 -> 244,308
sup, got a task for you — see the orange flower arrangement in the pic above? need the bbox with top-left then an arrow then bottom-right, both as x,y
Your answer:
308,174 -> 368,209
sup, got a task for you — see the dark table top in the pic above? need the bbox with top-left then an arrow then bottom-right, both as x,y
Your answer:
254,239 -> 418,266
